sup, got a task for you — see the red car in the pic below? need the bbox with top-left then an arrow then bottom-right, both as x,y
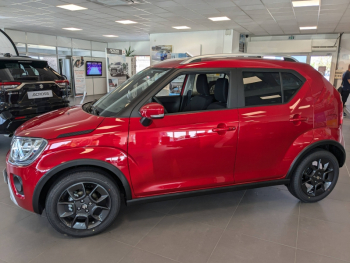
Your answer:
4,55 -> 345,237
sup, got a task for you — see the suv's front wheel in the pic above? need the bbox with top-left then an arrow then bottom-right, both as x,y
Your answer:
288,150 -> 339,202
45,168 -> 120,237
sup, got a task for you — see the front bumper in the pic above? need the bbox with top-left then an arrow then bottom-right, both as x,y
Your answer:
3,169 -> 18,206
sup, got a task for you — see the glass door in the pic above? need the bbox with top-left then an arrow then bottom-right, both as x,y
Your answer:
310,55 -> 333,81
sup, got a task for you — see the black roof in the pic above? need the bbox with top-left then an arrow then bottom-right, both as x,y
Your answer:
0,56 -> 46,62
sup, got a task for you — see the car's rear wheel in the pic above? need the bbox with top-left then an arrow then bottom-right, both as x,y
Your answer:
288,150 -> 339,202
45,168 -> 120,237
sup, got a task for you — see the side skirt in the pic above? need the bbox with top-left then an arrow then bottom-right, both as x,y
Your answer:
127,178 -> 290,206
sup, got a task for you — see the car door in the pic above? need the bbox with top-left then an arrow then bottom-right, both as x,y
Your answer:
127,69 -> 239,197
234,69 -> 313,183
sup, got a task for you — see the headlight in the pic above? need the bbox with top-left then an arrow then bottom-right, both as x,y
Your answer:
9,137 -> 48,166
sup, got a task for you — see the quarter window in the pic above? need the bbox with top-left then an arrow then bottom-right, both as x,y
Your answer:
243,72 -> 281,106
282,72 -> 303,102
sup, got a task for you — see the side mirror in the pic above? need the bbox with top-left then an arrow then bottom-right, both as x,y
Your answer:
139,102 -> 164,127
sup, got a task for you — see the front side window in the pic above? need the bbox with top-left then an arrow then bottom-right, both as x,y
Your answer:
156,75 -> 185,97
93,67 -> 170,117
243,72 -> 281,106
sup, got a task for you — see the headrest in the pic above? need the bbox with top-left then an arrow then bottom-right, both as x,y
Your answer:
10,68 -> 24,75
214,78 -> 229,102
196,74 -> 210,96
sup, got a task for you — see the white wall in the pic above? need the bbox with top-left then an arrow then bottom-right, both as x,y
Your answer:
149,30 -> 240,56
108,41 -> 150,55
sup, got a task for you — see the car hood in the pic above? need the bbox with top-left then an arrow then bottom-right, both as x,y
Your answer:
15,105 -> 104,140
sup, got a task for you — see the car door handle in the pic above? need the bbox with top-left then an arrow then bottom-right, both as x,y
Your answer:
212,126 -> 236,132
289,117 -> 307,122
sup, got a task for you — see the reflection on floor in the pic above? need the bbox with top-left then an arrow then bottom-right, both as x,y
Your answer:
0,110 -> 350,263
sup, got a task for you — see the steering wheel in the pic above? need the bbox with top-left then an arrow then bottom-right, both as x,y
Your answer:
152,96 -> 168,114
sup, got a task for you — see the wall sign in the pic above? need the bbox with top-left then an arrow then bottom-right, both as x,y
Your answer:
72,56 -> 86,96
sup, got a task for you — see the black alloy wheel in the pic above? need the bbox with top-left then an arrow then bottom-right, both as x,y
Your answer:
288,149 -> 339,202
57,182 -> 111,230
301,158 -> 334,197
46,168 -> 120,237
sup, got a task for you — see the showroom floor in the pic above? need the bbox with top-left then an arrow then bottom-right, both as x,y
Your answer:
0,100 -> 350,263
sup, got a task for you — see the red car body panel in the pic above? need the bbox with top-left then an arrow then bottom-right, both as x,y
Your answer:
5,57 -> 344,213
128,109 -> 239,197
16,105 -> 104,139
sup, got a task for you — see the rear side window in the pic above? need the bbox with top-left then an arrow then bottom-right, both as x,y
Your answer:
282,72 -> 303,102
0,60 -> 59,82
243,72 -> 281,106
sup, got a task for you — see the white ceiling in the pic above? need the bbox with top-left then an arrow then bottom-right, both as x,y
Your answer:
0,0 -> 350,42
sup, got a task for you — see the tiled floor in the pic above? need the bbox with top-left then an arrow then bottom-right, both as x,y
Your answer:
0,100 -> 350,263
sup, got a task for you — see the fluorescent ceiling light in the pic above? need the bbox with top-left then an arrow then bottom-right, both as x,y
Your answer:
103,35 -> 118,37
209,16 -> 230,21
261,95 -> 281,100
62,27 -> 82,31
116,20 -> 137,24
173,26 -> 190,29
292,0 -> 319,7
300,26 -> 317,30
57,4 -> 87,11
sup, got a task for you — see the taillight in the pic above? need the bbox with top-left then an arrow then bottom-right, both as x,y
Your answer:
0,82 -> 21,89
55,80 -> 69,88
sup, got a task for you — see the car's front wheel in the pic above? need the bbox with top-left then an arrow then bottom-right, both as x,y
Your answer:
288,149 -> 339,202
45,168 -> 120,237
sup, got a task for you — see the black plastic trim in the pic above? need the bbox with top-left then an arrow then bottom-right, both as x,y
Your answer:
0,29 -> 19,56
286,140 -> 346,179
57,129 -> 94,138
32,159 -> 132,214
127,178 -> 290,205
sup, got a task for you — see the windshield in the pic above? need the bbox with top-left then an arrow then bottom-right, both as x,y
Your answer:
93,67 -> 170,117
0,60 -> 59,82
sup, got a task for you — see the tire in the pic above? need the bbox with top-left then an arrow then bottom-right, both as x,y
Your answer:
288,149 -> 339,203
45,168 -> 120,237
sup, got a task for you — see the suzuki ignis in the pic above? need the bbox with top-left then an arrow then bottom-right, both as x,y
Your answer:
4,55 -> 345,237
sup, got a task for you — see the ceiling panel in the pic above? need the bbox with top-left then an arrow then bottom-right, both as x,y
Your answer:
0,0 -> 349,42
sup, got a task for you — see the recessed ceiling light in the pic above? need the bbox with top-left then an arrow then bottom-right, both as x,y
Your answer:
300,26 -> 317,30
62,27 -> 82,31
116,20 -> 137,24
103,35 -> 118,37
209,16 -> 230,21
57,4 -> 87,11
292,0 -> 319,7
173,26 -> 190,29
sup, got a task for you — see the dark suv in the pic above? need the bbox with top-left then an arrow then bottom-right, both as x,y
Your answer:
0,56 -> 70,134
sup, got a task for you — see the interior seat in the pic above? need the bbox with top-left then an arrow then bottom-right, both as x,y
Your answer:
207,78 -> 229,109
183,74 -> 213,111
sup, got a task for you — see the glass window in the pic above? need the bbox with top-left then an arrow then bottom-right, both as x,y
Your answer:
73,49 -> 91,56
27,44 -> 56,55
282,72 -> 303,102
92,68 -> 170,117
92,50 -> 105,57
57,47 -> 72,56
156,75 -> 185,97
243,71 -> 281,106
0,60 -> 59,82
16,43 -> 26,54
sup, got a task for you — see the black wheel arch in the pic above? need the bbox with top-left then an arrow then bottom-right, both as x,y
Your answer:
32,159 -> 132,214
286,140 -> 346,179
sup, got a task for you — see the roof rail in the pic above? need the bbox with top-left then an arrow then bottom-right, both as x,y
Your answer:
180,53 -> 298,64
